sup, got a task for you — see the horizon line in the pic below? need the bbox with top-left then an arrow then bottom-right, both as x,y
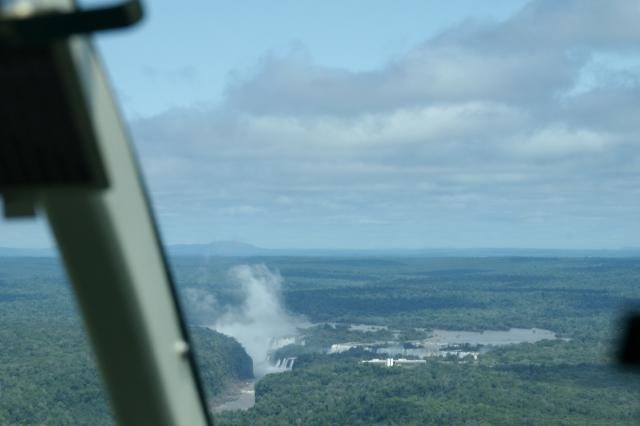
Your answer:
2,243 -> 640,252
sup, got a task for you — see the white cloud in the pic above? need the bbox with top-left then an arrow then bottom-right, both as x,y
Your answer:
216,205 -> 265,216
129,0 -> 640,249
511,125 -> 615,159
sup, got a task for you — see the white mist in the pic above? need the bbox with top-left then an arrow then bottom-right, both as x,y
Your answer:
214,264 -> 300,377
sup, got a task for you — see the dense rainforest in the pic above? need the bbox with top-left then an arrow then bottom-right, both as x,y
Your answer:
217,340 -> 640,425
219,354 -> 640,425
0,256 -> 253,425
1,255 -> 640,424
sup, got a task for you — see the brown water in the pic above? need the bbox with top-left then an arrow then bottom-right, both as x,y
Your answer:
212,380 -> 256,413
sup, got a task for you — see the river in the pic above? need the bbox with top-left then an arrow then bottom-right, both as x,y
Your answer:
212,326 -> 560,412
211,380 -> 256,413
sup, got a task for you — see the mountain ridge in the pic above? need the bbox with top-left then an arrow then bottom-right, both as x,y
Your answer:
2,242 -> 640,258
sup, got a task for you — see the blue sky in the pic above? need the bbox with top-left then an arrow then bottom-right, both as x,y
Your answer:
3,0 -> 640,249
97,0 -> 529,117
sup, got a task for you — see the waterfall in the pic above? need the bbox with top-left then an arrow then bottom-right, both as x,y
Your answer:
271,357 -> 296,372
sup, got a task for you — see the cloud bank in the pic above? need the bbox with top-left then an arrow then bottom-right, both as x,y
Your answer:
132,0 -> 640,249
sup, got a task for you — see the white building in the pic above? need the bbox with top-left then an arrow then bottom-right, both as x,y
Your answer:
361,358 -> 427,367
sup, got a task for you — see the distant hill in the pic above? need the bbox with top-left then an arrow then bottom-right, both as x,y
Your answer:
167,243 -> 640,258
168,241 -> 268,257
2,242 -> 640,258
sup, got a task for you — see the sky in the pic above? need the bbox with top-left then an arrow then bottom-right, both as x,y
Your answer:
3,0 -> 640,249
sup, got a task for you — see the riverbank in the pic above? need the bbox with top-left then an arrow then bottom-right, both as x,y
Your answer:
211,379 -> 256,413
